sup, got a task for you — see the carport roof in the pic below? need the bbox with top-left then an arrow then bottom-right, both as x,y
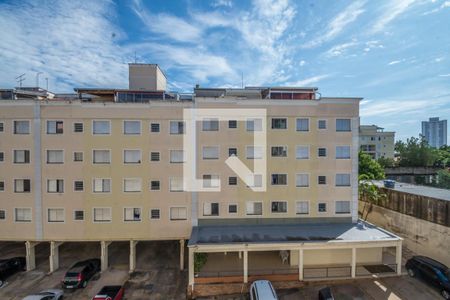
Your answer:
188,221 -> 400,246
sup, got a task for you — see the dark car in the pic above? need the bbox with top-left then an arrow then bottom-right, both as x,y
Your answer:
92,285 -> 125,300
406,256 -> 450,299
61,258 -> 100,289
318,287 -> 335,300
0,257 -> 26,287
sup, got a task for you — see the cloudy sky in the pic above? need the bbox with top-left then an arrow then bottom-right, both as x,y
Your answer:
0,0 -> 449,141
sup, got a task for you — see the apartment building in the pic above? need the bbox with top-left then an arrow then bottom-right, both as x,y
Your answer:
359,125 -> 395,159
0,64 -> 402,291
422,117 -> 447,148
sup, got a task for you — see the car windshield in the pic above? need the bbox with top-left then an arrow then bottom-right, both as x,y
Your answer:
436,269 -> 450,282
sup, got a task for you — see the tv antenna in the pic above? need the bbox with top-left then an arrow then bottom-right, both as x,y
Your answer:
36,72 -> 43,88
16,74 -> 26,87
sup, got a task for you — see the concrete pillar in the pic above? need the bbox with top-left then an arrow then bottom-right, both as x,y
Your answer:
25,241 -> 37,271
179,239 -> 185,271
239,251 -> 242,259
351,247 -> 356,278
129,240 -> 138,273
188,248 -> 194,290
100,241 -> 111,272
243,250 -> 248,283
49,241 -> 63,273
298,249 -> 304,281
396,242 -> 402,275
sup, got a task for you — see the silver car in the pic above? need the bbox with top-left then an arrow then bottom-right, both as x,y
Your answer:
22,289 -> 64,300
250,280 -> 278,300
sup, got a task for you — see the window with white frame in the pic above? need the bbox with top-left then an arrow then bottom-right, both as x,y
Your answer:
202,146 -> 219,159
124,150 -> 141,163
228,148 -> 237,156
73,122 -> 83,132
0,181 -> 4,191
170,121 -> 184,134
170,150 -> 184,163
228,120 -> 237,129
296,146 -> 309,159
169,178 -> 184,192
150,152 -> 160,162
0,210 -> 5,220
93,208 -> 111,222
92,120 -> 110,135
74,210 -> 84,220
123,120 -> 141,135
74,152 -> 83,162
14,179 -> 31,192
0,152 -> 3,162
336,174 -> 351,186
48,208 -> 64,222
150,180 -> 160,190
123,178 -> 141,192
47,120 -> 63,134
246,118 -> 262,131
228,176 -> 237,185
47,150 -> 64,164
271,201 -> 287,213
15,208 -> 31,222
0,122 -> 3,132
318,203 -> 327,212
318,120 -> 327,129
14,150 -> 30,163
318,176 -> 327,185
336,146 -> 351,159
203,203 -> 219,216
246,146 -> 263,159
296,201 -> 309,215
47,179 -> 64,193
335,201 -> 351,214
202,118 -> 219,131
228,204 -> 237,213
318,147 -> 327,157
202,175 -> 220,188
246,202 -> 262,215
296,118 -> 309,131
93,150 -> 110,164
271,118 -> 287,129
296,174 -> 309,187
170,207 -> 187,220
150,209 -> 160,219
93,178 -> 111,193
150,123 -> 160,133
336,119 -> 351,132
74,181 -> 84,191
246,174 -> 262,187
14,120 -> 30,134
124,208 -> 141,221
271,146 -> 287,157
271,174 -> 287,185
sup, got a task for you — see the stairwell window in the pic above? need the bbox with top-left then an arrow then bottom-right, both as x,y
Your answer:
74,210 -> 84,221
318,176 -> 327,185
73,122 -> 84,133
318,120 -> 327,129
150,123 -> 160,133
150,180 -> 160,191
150,209 -> 160,220
0,210 -> 5,220
318,203 -> 327,213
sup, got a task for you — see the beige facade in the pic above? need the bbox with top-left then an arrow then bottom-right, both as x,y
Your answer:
359,125 -> 395,159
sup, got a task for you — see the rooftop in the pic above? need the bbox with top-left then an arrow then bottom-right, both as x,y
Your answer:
373,180 -> 450,201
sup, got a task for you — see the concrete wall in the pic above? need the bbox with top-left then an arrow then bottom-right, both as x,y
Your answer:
289,248 -> 382,266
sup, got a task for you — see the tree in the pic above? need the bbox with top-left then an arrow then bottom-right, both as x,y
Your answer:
395,136 -> 438,167
359,174 -> 387,221
434,145 -> 450,168
433,169 -> 450,189
359,151 -> 385,180
377,157 -> 396,168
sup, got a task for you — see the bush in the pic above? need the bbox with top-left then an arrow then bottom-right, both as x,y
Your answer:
194,253 -> 208,273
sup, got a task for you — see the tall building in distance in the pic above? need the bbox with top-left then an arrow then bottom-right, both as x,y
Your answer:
359,125 -> 395,159
421,117 -> 447,148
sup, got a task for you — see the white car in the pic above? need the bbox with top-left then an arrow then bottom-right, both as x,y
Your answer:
22,289 -> 64,300
250,280 -> 278,300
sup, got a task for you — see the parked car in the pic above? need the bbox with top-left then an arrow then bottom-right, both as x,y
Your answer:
0,256 -> 26,287
318,287 -> 335,300
22,289 -> 64,300
250,280 -> 278,300
92,285 -> 125,300
406,256 -> 450,299
61,258 -> 100,289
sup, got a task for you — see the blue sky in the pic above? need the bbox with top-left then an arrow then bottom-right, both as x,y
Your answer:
0,0 -> 449,142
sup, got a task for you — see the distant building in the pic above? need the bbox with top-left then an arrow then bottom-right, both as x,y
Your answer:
359,125 -> 395,159
421,117 -> 447,148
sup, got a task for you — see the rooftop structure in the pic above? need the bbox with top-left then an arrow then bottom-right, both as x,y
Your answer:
360,124 -> 395,159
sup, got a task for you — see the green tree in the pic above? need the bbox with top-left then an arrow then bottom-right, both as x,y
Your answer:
434,145 -> 450,168
359,174 -> 387,221
377,157 -> 396,168
359,151 -> 385,179
433,169 -> 450,189
395,136 -> 438,167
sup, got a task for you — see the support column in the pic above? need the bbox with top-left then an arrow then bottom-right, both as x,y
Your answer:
49,241 -> 63,273
396,242 -> 402,275
188,248 -> 194,290
25,241 -> 37,271
298,249 -> 304,281
351,247 -> 356,278
179,239 -> 185,271
100,241 -> 111,272
243,250 -> 248,283
129,240 -> 138,273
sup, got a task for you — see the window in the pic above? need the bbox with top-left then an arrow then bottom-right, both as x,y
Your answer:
296,201 -> 309,215
246,118 -> 262,131
14,120 -> 30,134
74,181 -> 84,191
74,210 -> 84,221
336,146 -> 351,159
93,120 -> 110,135
170,207 -> 187,220
203,203 -> 219,216
203,175 -> 220,188
15,208 -> 31,222
246,146 -> 263,159
336,174 -> 351,186
0,152 -> 3,162
271,174 -> 287,185
271,146 -> 287,157
170,121 -> 184,134
150,209 -> 160,219
149,151 -> 160,162
228,148 -> 237,156
0,181 -> 4,191
318,203 -> 327,212
73,122 -> 83,132
93,150 -> 110,164
169,150 -> 184,163
318,176 -> 327,185
296,118 -> 309,131
13,150 -> 30,163
271,201 -> 287,213
202,118 -> 219,131
229,204 -> 237,214
336,201 -> 350,214
318,147 -> 327,157
124,208 -> 141,221
47,120 -> 63,134
47,150 -> 64,164
124,150 -> 141,164
246,202 -> 262,215
336,119 -> 351,132
93,208 -> 111,222
93,179 -> 111,193
228,176 -> 237,185
271,118 -> 287,129
228,120 -> 237,128
0,210 -> 5,220
48,208 -> 64,222
123,120 -> 141,135
318,120 -> 327,129
0,122 -> 3,132
296,174 -> 309,187
124,178 -> 141,192
74,152 -> 83,162
246,174 -> 263,187
150,180 -> 160,191
150,123 -> 160,133
202,146 -> 219,159
296,146 -> 309,159
14,179 -> 31,192
47,179 -> 64,193
169,178 -> 184,192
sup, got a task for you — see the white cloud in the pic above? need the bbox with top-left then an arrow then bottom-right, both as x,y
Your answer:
299,60 -> 306,66
423,0 -> 450,14
370,0 -> 416,33
361,97 -> 450,117
286,74 -> 330,87
388,60 -> 402,65
212,0 -> 233,8
439,74 -> 450,77
325,40 -> 358,57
